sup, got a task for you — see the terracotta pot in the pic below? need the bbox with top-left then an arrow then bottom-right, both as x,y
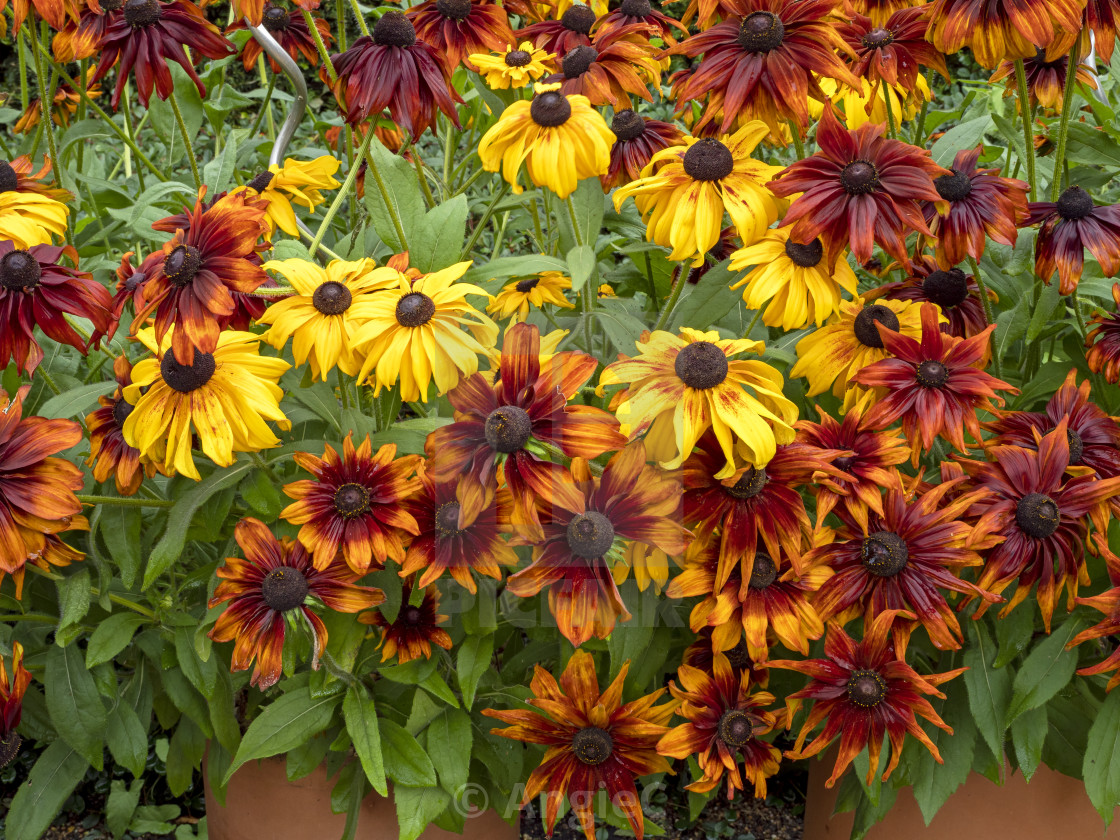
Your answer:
204,755 -> 518,840
803,755 -> 1120,840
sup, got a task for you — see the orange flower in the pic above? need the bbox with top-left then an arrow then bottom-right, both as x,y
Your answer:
360,582 -> 452,663
1,641 -> 31,769
85,355 -> 158,495
227,3 -> 333,72
407,0 -> 515,72
550,25 -> 662,108
1069,550 -> 1120,691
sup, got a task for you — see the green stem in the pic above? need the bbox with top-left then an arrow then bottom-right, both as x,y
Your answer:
654,266 -> 686,332
349,0 -> 370,36
967,256 -> 1002,379
77,494 -> 174,508
168,89 -> 201,190
244,285 -> 297,296
882,85 -> 897,140
365,142 -> 412,252
248,451 -> 282,485
565,194 -> 595,353
24,564 -> 158,619
459,181 -> 510,260
788,120 -> 805,159
247,73 -> 276,141
303,9 -> 337,83
1013,59 -> 1038,201
1049,43 -> 1081,202
17,26 -> 29,112
38,366 -> 62,395
911,99 -> 928,146
442,118 -> 455,192
743,306 -> 764,339
311,128 -> 375,257
29,21 -> 61,183
412,149 -> 436,209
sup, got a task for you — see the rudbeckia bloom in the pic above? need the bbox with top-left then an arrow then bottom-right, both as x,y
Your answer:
810,75 -> 931,131
487,271 -> 574,321
728,229 -> 859,330
548,26 -> 662,107
0,241 -> 114,376
122,327 -> 291,480
838,8 -> 948,96
665,0 -> 859,136
867,256 -> 991,338
257,257 -> 393,380
208,518 -> 384,690
281,435 -> 421,573
954,423 -> 1120,630
90,0 -> 235,109
0,389 -> 85,599
399,467 -> 517,592
1087,0 -> 1120,63
768,107 -> 948,267
1088,284 -> 1120,383
601,109 -> 684,190
407,0 -> 515,72
594,0 -> 686,45
925,0 -> 1083,68
0,156 -> 70,248
232,156 -> 341,238
85,355 -> 157,496
131,190 -> 269,365
484,650 -> 675,840
1069,557 -> 1120,691
228,4 -> 332,72
771,609 -> 965,788
602,328 -> 798,476
517,3 -> 596,56
0,641 -> 30,769
790,297 -> 927,413
506,442 -> 690,647
684,629 -> 770,688
658,655 -> 782,799
349,261 -> 497,402
612,122 -> 785,266
360,582 -> 452,663
52,0 -> 121,62
478,82 -> 615,199
989,49 -> 1097,111
469,41 -> 555,88
13,74 -> 102,134
1026,185 -> 1120,295
809,479 -> 1000,651
853,304 -> 1015,460
329,10 -> 462,137
426,322 -> 625,531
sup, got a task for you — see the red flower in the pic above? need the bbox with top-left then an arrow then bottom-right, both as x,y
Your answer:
548,25 -> 662,108
602,109 -> 685,190
360,582 -> 452,663
85,355 -> 157,496
867,256 -> 991,339
1027,185 -> 1120,295
517,3 -> 596,56
594,0 -> 685,45
838,7 -> 948,95
0,642 -> 31,769
407,0 -> 514,72
228,3 -> 333,73
1087,283 -> 1120,383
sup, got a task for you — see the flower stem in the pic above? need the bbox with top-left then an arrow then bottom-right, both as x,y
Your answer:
311,127 -> 374,257
365,141 -> 414,253
25,563 -> 158,619
348,0 -> 370,36
654,265 -> 686,332
303,9 -> 337,83
1013,59 -> 1038,201
459,181 -> 511,260
29,19 -> 61,185
967,255 -> 1002,379
743,306 -> 764,339
787,120 -> 805,159
1049,43 -> 1081,202
76,494 -> 174,508
17,25 -> 30,111
412,148 -> 437,209
911,98 -> 929,146
168,89 -> 201,191
882,86 -> 897,140
565,194 -> 596,353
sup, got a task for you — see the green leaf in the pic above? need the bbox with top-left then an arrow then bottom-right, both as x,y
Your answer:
45,643 -> 109,769
930,116 -> 993,166
420,670 -> 460,708
412,195 -> 469,273
1065,121 -> 1120,168
1010,704 -> 1046,782
86,613 -> 149,668
225,687 -> 340,783
557,178 -> 606,253
364,138 -> 426,252
463,254 -> 569,284
4,741 -> 90,840
566,244 -> 597,292
241,467 -> 285,519
669,262 -> 742,332
1027,281 -> 1063,343
147,64 -> 206,164
993,600 -> 1035,669
99,505 -> 143,590
911,686 -> 977,825
202,127 -> 248,195
166,717 -> 206,796
1084,688 -> 1120,824
56,568 -> 92,632
963,621 -> 1011,762
106,701 -> 149,778
1007,617 -> 1084,723
106,779 -> 142,839
456,633 -> 494,710
427,709 -> 473,798
343,685 -> 388,796
395,786 -> 452,840
174,625 -> 217,698
37,381 -> 116,419
144,459 -> 254,589
380,719 -> 438,787
285,380 -> 342,434
608,611 -> 655,676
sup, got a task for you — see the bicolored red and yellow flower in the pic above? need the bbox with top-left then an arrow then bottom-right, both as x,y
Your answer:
837,8 -> 948,97
12,72 -> 102,134
925,0 -> 1083,68
85,355 -> 158,496
770,609 -> 966,788
1088,283 -> 1120,384
52,0 -> 121,62
548,25 -> 662,108
406,0 -> 515,73
228,4 -> 332,72
360,582 -> 453,663
990,50 -> 1097,111
601,109 -> 684,191
866,257 -> 992,339
516,3 -> 596,56
1068,549 -> 1120,691
0,641 -> 31,768
208,518 -> 385,690
1027,186 -> 1120,295
594,0 -> 686,44
484,650 -> 676,840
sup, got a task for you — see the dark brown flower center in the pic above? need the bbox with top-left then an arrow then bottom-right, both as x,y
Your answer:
916,360 -> 949,387
112,397 -> 135,428
247,170 -> 276,192
333,482 -> 371,518
395,291 -> 436,327
611,109 -> 645,142
262,5 -> 290,30
934,169 -> 973,202
561,3 -> 596,33
682,138 -> 734,182
562,44 -> 598,78
530,91 -> 572,127
840,159 -> 880,195
123,0 -> 161,26
161,351 -> 216,393
674,341 -> 729,389
861,27 -> 894,48
436,0 -> 473,19
566,511 -> 615,559
164,244 -> 202,287
372,10 -> 416,46
101,0 -> 125,10
1016,492 -> 1060,538
484,405 -> 532,453
738,11 -> 784,52
922,268 -> 968,308
784,237 -> 824,268
0,161 -> 17,193
725,639 -> 751,669
727,466 -> 768,500
402,605 -> 424,624
505,48 -> 532,66
0,250 -> 41,291
748,552 -> 778,589
261,565 -> 310,612
619,0 -> 651,15
572,726 -> 613,765
846,669 -> 887,708
434,501 -> 463,538
717,710 -> 753,747
860,530 -> 908,577
0,732 -> 21,769
313,280 -> 353,315
1066,428 -> 1084,465
514,276 -> 540,292
832,455 -> 857,472
853,304 -> 899,348
1056,185 -> 1094,221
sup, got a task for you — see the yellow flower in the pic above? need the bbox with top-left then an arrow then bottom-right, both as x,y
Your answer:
791,297 -> 940,412
256,257 -> 397,380
0,158 -> 69,248
729,229 -> 859,331
470,41 -> 555,89
809,76 -> 931,130
122,327 -> 291,480
477,82 -> 615,198
612,122 -> 785,267
613,541 -> 674,594
486,271 -> 574,321
232,156 -> 342,237
349,261 -> 498,402
600,328 -> 798,478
